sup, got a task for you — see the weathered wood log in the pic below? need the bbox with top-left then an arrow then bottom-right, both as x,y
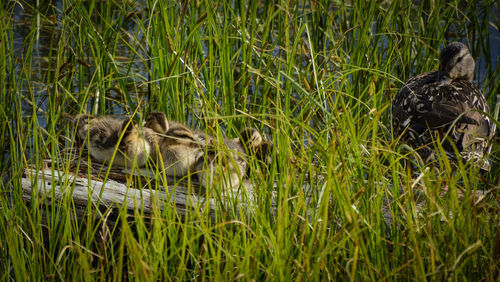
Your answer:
21,158 -> 275,227
21,160 -> 492,229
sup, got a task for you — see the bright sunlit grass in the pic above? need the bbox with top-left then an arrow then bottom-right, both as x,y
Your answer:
0,0 -> 499,280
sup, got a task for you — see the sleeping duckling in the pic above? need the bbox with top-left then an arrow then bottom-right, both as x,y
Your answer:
145,112 -> 273,189
74,114 -> 159,168
145,112 -> 207,177
195,128 -> 272,190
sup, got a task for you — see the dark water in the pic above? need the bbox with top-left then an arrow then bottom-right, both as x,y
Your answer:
475,4 -> 499,91
11,1 -> 150,121
9,1 -> 500,127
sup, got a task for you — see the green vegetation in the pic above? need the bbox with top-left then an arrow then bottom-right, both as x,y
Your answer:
1,0 -> 499,279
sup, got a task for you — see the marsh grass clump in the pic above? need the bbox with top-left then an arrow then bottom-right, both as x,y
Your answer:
0,0 -> 499,280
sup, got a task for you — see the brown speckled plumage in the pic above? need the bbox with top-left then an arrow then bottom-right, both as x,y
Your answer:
392,42 -> 493,170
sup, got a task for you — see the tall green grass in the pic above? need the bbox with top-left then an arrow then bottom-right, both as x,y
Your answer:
1,0 -> 499,279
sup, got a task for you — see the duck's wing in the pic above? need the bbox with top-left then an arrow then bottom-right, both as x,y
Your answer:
392,72 -> 437,134
416,81 -> 493,169
414,81 -> 490,131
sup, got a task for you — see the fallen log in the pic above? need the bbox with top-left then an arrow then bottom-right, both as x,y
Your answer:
21,159 -> 263,225
21,160 -> 492,229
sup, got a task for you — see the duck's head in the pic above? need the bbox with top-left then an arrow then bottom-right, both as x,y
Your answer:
165,124 -> 199,147
238,127 -> 273,166
438,41 -> 475,83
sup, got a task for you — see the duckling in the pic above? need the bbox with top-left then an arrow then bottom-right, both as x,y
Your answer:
145,112 -> 169,134
145,112 -> 207,176
392,42 -> 493,170
74,114 -> 159,168
119,119 -> 160,167
145,112 -> 272,188
195,128 -> 271,190
239,127 -> 273,168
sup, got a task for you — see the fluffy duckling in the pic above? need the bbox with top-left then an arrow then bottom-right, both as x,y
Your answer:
145,112 -> 207,177
195,128 -> 271,190
145,112 -> 272,189
239,127 -> 273,168
74,114 -> 159,168
392,42 -> 493,170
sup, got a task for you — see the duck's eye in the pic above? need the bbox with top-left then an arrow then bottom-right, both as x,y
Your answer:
173,134 -> 193,140
456,56 -> 463,63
